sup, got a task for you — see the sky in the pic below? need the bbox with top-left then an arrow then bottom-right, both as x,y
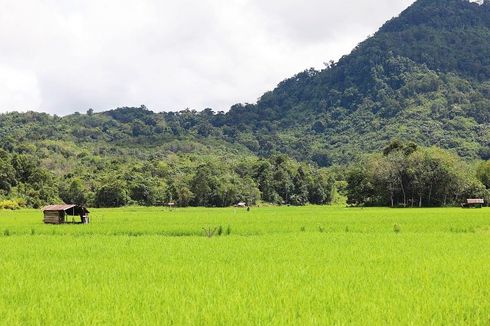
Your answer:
0,0 -> 416,115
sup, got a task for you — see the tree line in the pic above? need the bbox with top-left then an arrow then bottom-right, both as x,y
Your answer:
0,140 -> 488,209
346,141 -> 489,207
0,147 -> 336,209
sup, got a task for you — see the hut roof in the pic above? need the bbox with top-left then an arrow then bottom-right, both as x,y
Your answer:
42,204 -> 89,215
43,204 -> 78,211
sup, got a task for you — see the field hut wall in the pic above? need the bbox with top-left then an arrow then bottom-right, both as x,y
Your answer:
42,205 -> 89,224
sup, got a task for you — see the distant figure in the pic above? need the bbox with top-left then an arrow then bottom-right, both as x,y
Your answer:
247,206 -> 250,212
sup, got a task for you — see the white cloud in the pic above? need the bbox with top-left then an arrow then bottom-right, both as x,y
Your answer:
0,0 -> 415,115
0,64 -> 41,111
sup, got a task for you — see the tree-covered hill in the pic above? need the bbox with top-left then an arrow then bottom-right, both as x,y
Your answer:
223,0 -> 489,164
1,0 -> 488,164
0,0 -> 488,208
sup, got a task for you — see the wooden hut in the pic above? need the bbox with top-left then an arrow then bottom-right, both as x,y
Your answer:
42,205 -> 90,224
461,199 -> 484,208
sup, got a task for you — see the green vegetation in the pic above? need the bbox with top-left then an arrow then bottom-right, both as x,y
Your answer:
0,136 -> 486,208
0,206 -> 489,324
0,144 -> 337,207
477,160 -> 490,189
223,0 -> 490,162
0,0 -> 488,208
346,141 -> 488,207
0,1 -> 488,324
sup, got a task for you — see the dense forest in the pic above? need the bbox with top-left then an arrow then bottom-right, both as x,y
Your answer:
0,0 -> 488,208
223,0 -> 490,164
0,132 -> 487,209
347,141 -> 488,207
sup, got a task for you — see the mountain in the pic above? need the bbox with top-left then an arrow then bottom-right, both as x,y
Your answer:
223,0 -> 490,164
0,0 -> 488,207
2,0 -> 489,165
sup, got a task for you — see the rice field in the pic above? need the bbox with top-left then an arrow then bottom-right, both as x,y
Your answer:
0,206 -> 489,325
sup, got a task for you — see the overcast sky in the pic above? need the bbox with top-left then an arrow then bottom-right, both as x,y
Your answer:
0,0 -> 416,115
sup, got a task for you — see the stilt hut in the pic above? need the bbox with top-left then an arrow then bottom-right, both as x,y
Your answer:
42,205 -> 90,224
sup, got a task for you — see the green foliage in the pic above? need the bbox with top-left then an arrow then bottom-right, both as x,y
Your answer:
0,141 -> 340,208
222,0 -> 489,162
346,142 -> 486,207
393,224 -> 401,233
477,161 -> 490,189
0,0 -> 487,208
0,199 -> 25,210
11,154 -> 37,183
95,182 -> 129,208
0,1 -> 488,169
0,159 -> 16,193
59,179 -> 88,206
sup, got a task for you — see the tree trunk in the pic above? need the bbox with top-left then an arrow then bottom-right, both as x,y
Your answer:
400,179 -> 406,207
428,183 -> 433,207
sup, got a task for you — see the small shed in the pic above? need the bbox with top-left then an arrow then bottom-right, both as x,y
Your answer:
42,205 -> 90,224
462,199 -> 484,208
166,202 -> 176,211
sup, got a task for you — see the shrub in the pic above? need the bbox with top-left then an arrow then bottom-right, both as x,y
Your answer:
0,200 -> 20,210
393,224 -> 401,234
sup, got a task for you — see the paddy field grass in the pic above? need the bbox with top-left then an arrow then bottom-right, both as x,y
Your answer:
0,206 -> 489,324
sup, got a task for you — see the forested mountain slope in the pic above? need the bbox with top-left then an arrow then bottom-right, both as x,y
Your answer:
1,0 -> 488,165
0,0 -> 488,208
223,0 -> 489,164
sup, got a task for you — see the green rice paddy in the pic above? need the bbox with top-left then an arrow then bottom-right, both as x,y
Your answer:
0,206 -> 489,324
